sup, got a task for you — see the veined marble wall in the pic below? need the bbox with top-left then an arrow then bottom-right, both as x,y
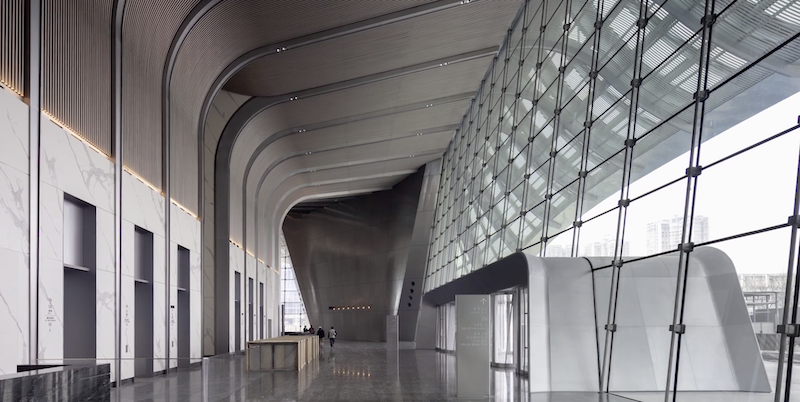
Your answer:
228,244 -> 281,351
0,87 -> 203,382
122,173 -> 203,378
0,89 -> 30,375
0,87 -> 274,381
38,111 -> 115,374
120,169 -> 165,381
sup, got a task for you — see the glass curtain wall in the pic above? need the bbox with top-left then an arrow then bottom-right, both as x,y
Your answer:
437,303 -> 457,352
493,293 -> 516,367
280,233 -> 309,333
423,0 -> 800,400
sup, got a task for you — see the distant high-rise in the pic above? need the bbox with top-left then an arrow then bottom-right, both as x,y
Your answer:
582,236 -> 630,258
646,216 -> 710,254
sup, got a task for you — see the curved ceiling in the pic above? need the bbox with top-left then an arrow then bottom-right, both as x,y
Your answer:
214,1 -> 524,263
223,0 -> 525,96
63,0 -> 523,265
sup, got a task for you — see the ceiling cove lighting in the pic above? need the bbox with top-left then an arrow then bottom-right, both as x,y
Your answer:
43,109 -> 110,159
0,80 -> 22,96
171,199 -> 199,220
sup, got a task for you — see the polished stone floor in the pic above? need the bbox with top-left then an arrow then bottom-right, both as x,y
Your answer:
112,341 -> 636,402
113,341 -> 800,401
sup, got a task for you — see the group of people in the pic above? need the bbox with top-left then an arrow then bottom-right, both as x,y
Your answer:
303,325 -> 337,347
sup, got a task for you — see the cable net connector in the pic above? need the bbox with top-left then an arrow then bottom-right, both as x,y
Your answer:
669,324 -> 686,334
778,324 -> 799,337
686,166 -> 703,177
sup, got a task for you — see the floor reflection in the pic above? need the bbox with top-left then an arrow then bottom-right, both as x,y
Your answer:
111,341 -> 634,401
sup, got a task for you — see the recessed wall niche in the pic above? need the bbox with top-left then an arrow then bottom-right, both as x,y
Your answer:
63,194 -> 97,362
134,226 -> 154,377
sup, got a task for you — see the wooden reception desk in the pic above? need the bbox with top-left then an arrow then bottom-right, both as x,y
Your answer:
246,335 -> 319,371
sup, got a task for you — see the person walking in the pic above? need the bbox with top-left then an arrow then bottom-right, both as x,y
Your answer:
329,326 -> 337,348
302,325 -> 308,333
317,327 -> 325,347
308,325 -> 314,335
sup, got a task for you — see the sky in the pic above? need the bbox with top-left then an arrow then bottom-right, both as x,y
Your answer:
552,90 -> 800,275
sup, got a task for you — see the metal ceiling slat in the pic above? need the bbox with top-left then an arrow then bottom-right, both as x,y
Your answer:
224,0 -> 522,97
121,0 -> 199,191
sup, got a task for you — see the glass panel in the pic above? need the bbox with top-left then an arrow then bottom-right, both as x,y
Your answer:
625,178 -> 687,257
582,150 -> 625,221
525,164 -> 550,211
505,217 -> 522,253
493,293 -> 515,366
548,181 -> 580,237
545,227 -> 574,257
506,182 -> 525,225
521,202 -> 546,249
694,110 -> 800,243
577,208 -> 620,258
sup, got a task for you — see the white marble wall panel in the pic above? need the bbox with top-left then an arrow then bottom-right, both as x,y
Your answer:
96,209 -> 115,273
170,204 -> 200,252
38,257 -> 64,362
153,235 -> 166,285
122,171 -> 164,236
0,249 -> 29,374
95,206 -> 116,379
0,163 -> 28,254
0,97 -> 30,376
169,284 -> 177,369
153,281 -> 166,373
169,242 -> 179,369
120,275 -> 134,381
96,269 -> 116,381
203,292 -> 215,354
0,90 -> 29,173
191,251 -> 202,358
122,220 -> 135,278
39,183 -> 63,262
191,289 -> 202,359
40,118 -> 113,213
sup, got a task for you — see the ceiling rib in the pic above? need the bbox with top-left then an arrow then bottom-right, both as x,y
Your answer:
238,51 -> 494,196
199,0 -> 478,155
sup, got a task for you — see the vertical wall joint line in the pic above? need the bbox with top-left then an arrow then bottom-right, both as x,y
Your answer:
25,0 -> 41,367
112,0 -> 126,385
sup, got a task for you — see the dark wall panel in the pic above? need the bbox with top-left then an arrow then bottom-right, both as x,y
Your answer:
283,169 -> 426,342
